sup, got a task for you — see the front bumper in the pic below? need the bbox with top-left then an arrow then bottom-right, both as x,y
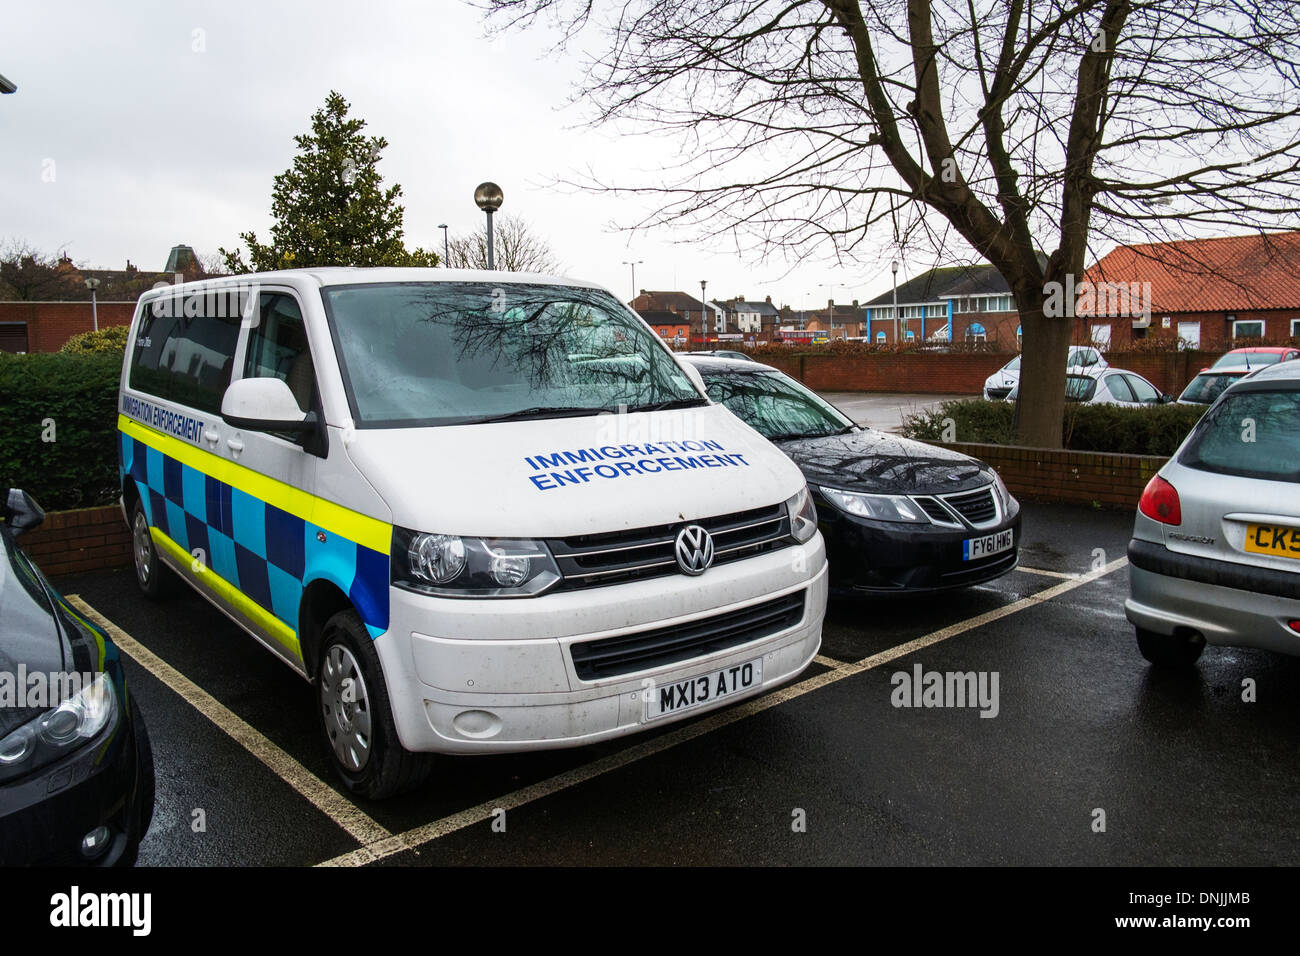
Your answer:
817,501 -> 1021,594
374,536 -> 829,754
0,679 -> 150,866
1125,539 -> 1300,656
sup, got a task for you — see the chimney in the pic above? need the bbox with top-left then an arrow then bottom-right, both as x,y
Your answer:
125,259 -> 137,274
765,295 -> 772,304
827,298 -> 834,308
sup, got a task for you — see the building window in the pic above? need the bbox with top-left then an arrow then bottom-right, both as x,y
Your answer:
1290,318 -> 1300,337
1178,321 -> 1200,349
1090,323 -> 1112,348
876,331 -> 886,343
1233,319 -> 1264,339
1016,325 -> 1022,347
966,322 -> 987,342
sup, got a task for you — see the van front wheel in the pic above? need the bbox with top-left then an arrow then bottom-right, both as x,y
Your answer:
131,501 -> 175,599
316,609 -> 431,800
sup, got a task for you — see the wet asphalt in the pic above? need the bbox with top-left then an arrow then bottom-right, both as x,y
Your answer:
50,502 -> 1300,867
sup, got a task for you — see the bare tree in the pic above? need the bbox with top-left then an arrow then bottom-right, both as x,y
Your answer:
0,240 -> 82,301
484,0 -> 1300,447
445,214 -> 563,273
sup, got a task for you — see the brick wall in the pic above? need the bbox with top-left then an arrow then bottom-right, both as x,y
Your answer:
20,504 -> 132,577
936,441 -> 1166,510
0,302 -> 137,353
759,352 -> 1012,393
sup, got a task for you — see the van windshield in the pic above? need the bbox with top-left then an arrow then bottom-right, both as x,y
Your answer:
321,282 -> 704,427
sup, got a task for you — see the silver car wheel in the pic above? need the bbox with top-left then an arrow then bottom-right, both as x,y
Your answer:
133,509 -> 153,586
320,644 -> 373,772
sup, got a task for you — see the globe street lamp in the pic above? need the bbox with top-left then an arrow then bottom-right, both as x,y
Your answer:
699,280 -> 708,348
891,260 -> 900,344
622,259 -> 643,303
473,182 -> 504,270
438,223 -> 449,266
84,277 -> 100,332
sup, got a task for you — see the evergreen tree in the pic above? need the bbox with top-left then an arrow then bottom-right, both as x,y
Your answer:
221,91 -> 438,273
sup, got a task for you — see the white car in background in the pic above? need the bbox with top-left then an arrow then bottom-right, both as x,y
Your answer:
1005,365 -> 1170,406
983,347 -> 1107,401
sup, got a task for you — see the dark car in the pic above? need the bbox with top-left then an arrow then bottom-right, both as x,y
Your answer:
0,489 -> 154,865
681,356 -> 1021,594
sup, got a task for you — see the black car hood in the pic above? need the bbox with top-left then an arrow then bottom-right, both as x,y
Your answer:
0,529 -> 76,736
775,429 -> 990,495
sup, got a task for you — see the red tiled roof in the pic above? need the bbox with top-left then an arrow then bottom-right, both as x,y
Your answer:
1085,231 -> 1300,314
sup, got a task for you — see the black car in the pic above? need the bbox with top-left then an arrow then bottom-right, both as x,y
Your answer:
682,356 -> 1021,594
0,489 -> 154,865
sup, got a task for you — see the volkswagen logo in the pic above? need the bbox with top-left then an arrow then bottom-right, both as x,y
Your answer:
674,525 -> 715,576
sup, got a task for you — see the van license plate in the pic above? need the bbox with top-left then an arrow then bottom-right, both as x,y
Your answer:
964,529 -> 1013,561
645,658 -> 763,721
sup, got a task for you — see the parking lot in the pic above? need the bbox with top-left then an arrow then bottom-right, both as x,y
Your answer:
48,501 -> 1300,867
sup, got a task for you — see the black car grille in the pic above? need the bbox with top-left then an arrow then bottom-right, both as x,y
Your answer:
913,496 -> 954,524
985,386 -> 1012,400
570,591 -> 806,681
546,504 -> 790,590
941,486 -> 998,525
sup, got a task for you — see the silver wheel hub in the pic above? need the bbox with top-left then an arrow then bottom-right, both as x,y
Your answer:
133,511 -> 152,584
321,644 -> 372,773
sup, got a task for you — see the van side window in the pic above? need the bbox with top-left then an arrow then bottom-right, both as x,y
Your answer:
129,295 -> 241,413
244,293 -> 314,413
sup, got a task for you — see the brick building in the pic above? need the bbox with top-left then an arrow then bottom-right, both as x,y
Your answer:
862,263 -> 1029,346
1077,231 -> 1300,350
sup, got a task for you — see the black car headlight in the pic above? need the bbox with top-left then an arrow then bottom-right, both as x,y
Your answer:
392,528 -> 561,598
0,673 -> 117,784
819,485 -> 929,523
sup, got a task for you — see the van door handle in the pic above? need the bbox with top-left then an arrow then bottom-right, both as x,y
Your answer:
203,429 -> 220,445
226,439 -> 244,454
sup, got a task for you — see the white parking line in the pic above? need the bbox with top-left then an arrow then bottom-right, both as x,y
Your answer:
1015,566 -> 1080,580
317,555 -> 1129,867
67,595 -> 393,849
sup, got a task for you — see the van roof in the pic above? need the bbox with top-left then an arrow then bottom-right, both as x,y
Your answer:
135,267 -> 608,299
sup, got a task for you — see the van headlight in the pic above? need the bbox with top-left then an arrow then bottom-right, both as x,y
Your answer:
393,529 -> 561,598
819,486 -> 928,523
785,486 -> 819,543
0,673 -> 117,784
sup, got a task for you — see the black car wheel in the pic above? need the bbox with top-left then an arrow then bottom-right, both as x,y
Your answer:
118,704 -> 156,867
316,609 -> 430,800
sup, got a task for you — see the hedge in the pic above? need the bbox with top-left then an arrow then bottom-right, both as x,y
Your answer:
59,324 -> 130,355
0,353 -> 123,510
900,398 -> 1207,456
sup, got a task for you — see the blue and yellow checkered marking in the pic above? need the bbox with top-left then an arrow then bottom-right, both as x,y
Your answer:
118,414 -> 393,653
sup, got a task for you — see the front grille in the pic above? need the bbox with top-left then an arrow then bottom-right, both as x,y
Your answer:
941,486 -> 998,525
986,386 -> 1011,400
546,504 -> 790,590
570,591 -> 806,680
913,496 -> 955,524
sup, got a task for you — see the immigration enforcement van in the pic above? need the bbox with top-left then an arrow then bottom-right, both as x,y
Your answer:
118,269 -> 827,798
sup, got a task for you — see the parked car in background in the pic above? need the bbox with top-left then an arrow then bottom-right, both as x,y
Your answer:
1125,361 -> 1300,666
0,489 -> 154,865
1208,346 -> 1299,370
1177,365 -> 1256,405
681,355 -> 1021,595
983,346 -> 1107,400
1005,366 -> 1169,406
690,349 -> 757,362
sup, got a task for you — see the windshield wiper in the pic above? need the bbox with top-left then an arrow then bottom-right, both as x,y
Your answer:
474,405 -> 610,424
626,397 -> 709,412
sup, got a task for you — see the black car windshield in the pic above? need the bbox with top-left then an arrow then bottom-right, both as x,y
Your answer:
1212,351 -> 1282,369
1180,390 -> 1300,482
322,282 -> 702,427
1179,372 -> 1244,405
699,365 -> 854,440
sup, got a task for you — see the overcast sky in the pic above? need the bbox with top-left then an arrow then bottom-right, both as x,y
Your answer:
1,0 -> 941,307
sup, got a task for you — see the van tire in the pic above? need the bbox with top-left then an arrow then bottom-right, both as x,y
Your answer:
317,609 -> 431,800
131,501 -> 176,600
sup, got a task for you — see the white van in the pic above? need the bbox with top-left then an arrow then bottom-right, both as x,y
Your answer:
118,269 -> 827,798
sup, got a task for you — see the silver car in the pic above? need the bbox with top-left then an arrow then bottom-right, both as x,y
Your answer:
1125,361 -> 1300,666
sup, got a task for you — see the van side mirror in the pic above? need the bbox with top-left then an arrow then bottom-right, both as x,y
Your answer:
4,488 -> 45,534
221,378 -> 316,433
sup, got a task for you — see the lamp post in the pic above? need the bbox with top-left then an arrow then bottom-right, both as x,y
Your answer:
473,182 -> 504,270
622,260 -> 643,303
699,280 -> 708,348
84,277 -> 100,332
891,260 -> 899,344
438,223 -> 449,266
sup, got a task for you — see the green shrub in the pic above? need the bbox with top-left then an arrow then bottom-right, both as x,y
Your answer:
0,352 -> 123,510
59,324 -> 131,355
900,398 -> 1205,456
